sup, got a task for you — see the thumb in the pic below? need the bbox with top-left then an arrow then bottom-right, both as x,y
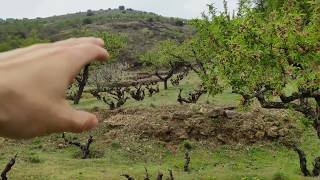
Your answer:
65,109 -> 98,133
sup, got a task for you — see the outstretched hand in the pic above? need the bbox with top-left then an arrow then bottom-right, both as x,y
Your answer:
0,37 -> 109,139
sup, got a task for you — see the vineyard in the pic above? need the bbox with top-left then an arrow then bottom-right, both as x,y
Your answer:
0,0 -> 319,179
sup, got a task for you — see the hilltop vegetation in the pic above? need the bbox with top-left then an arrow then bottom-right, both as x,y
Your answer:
0,6 -> 192,65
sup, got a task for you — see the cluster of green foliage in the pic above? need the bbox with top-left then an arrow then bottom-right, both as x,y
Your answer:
0,33 -> 47,52
192,0 -> 319,116
213,0 -> 319,96
142,0 -> 319,135
97,32 -> 127,61
140,40 -> 186,69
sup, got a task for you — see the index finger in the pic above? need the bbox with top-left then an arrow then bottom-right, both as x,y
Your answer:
62,43 -> 109,77
0,37 -> 105,62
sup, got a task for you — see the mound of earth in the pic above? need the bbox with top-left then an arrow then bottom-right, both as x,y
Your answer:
96,105 -> 302,146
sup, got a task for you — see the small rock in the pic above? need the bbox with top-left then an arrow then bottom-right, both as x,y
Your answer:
207,110 -> 221,118
255,131 -> 265,139
171,112 -> 191,121
223,110 -> 238,119
273,121 -> 280,126
161,115 -> 170,120
189,104 -> 200,111
217,134 -> 226,142
264,122 -> 274,128
199,107 -> 208,114
177,133 -> 188,140
57,143 -> 65,149
278,128 -> 289,137
267,126 -> 279,138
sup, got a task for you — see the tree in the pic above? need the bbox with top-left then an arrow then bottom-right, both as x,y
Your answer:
175,20 -> 184,26
62,133 -> 93,159
183,36 -> 224,95
86,9 -> 95,16
94,87 -> 130,110
177,85 -> 207,104
0,32 -> 48,52
72,64 -> 90,105
147,17 -> 154,23
192,0 -> 320,138
1,154 -> 17,180
82,18 -> 93,25
237,0 -> 251,16
140,40 -> 187,90
227,0 -> 319,135
119,6 -> 125,11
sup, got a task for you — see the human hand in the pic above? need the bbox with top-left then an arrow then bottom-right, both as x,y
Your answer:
0,37 -> 109,139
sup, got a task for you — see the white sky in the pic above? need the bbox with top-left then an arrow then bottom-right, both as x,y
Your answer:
0,0 -> 239,19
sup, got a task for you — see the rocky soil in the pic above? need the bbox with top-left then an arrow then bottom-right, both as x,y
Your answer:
95,105 -> 302,146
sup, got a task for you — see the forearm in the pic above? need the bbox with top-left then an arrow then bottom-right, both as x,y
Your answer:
0,68 -> 10,136
0,65 -> 25,138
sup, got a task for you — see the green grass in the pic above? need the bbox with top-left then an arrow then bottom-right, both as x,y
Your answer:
1,130 -> 320,179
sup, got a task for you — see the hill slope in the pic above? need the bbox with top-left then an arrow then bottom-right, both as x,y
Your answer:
0,8 -> 193,65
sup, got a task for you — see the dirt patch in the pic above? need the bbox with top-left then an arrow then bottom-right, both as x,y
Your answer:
95,105 -> 302,146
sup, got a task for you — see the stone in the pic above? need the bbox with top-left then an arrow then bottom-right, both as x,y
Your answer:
278,128 -> 289,137
255,131 -> 265,139
171,112 -> 191,121
267,126 -> 279,138
161,115 -> 170,120
223,110 -> 238,119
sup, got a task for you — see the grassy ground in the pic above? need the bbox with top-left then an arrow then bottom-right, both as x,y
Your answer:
75,72 -> 242,110
1,130 -> 320,180
0,73 -> 319,180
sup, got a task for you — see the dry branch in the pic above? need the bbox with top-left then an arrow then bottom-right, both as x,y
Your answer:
1,154 -> 17,180
184,151 -> 191,172
293,145 -> 320,177
178,86 -> 207,104
142,167 -> 149,180
167,169 -> 174,180
121,174 -> 135,180
62,133 -> 93,159
156,172 -> 163,180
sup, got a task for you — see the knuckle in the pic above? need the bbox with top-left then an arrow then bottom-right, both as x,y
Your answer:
90,38 -> 104,46
75,44 -> 101,56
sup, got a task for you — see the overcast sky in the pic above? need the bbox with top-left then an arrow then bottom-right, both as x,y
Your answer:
0,0 -> 239,19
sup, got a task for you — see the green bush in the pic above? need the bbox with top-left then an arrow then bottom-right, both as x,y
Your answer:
83,18 -> 93,25
183,140 -> 193,150
86,9 -> 95,16
119,6 -> 125,11
175,20 -> 184,26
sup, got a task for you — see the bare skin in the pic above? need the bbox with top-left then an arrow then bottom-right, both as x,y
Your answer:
0,37 -> 109,139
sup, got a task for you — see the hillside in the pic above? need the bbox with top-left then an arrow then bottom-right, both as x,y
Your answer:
0,8 -> 193,65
